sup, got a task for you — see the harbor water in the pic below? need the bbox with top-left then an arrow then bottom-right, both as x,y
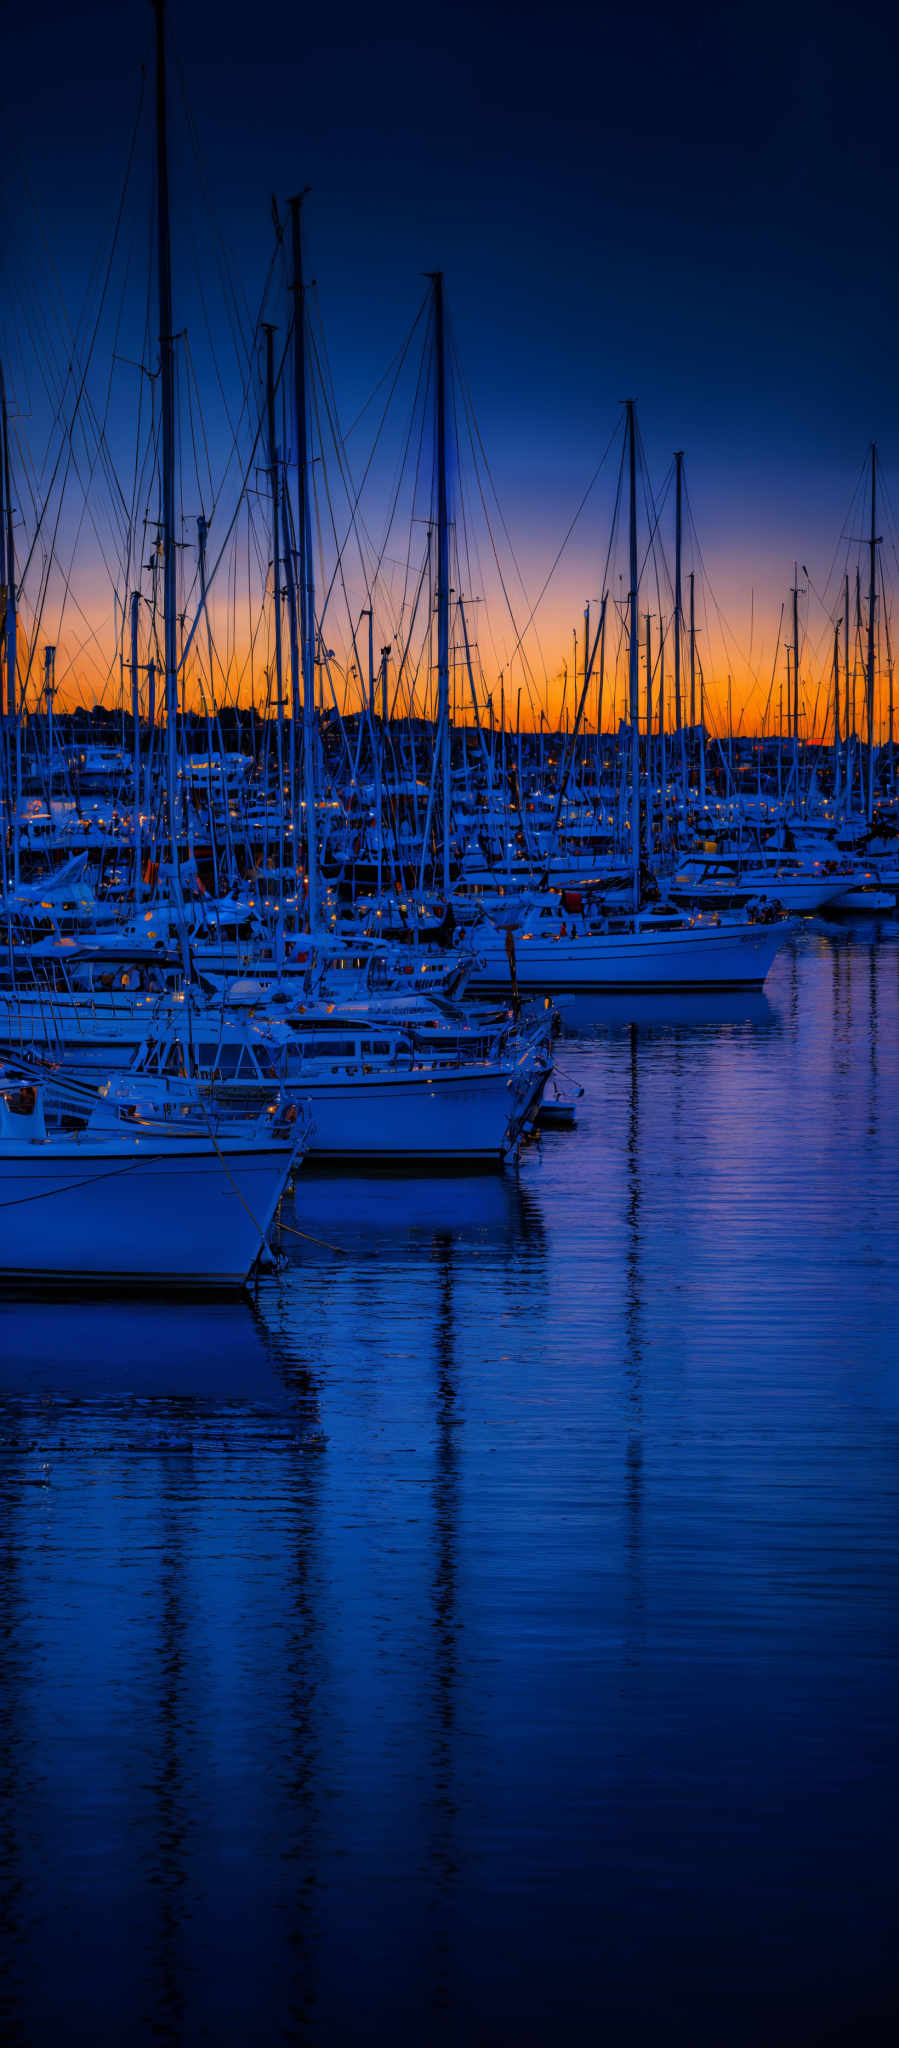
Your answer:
1,925 -> 898,2044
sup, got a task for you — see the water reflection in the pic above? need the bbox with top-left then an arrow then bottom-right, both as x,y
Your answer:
0,1299 -> 278,1400
624,1024 -> 645,1658
147,1465 -> 190,2041
1,930 -> 898,2044
429,1231 -> 460,2013
278,1412 -> 325,2039
560,986 -> 775,1035
0,1440 -> 26,2047
287,1164 -> 546,1259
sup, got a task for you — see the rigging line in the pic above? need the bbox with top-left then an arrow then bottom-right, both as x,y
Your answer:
12,72 -> 146,550
819,450 -> 872,607
46,247 -> 141,660
8,263 -> 130,588
16,400 -> 99,707
14,76 -> 145,600
389,551 -> 430,718
182,331 -> 214,523
6,197 -> 128,535
309,331 -> 414,698
175,323 -> 293,680
681,481 -> 765,694
185,203 -> 242,440
499,409 -> 624,675
454,370 -> 541,707
342,296 -> 429,441
170,24 -> 255,377
121,169 -> 158,605
308,299 -> 426,645
195,237 -> 286,530
760,603 -> 785,730
305,319 -> 382,632
452,346 -> 548,694
310,292 -> 434,656
395,328 -> 434,634
309,296 -> 416,643
637,446 -> 675,606
0,1156 -> 149,1212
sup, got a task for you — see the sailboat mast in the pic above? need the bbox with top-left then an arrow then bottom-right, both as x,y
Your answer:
289,194 -> 318,931
130,590 -> 142,902
674,449 -> 687,804
866,443 -> 877,823
263,324 -> 287,893
626,400 -> 640,912
153,0 -> 180,896
1,361 -> 20,888
791,565 -> 800,755
688,570 -> 697,818
644,612 -> 653,859
843,572 -> 850,804
433,272 -> 451,899
0,365 -> 15,728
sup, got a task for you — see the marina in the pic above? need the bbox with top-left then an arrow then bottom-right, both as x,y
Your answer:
3,0 -> 899,2038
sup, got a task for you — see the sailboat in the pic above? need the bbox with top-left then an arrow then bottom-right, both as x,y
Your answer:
0,1067 -> 305,1288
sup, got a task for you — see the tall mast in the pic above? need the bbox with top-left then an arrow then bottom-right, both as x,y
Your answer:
791,564 -> 800,762
0,363 -> 15,726
153,0 -> 180,897
883,572 -> 895,796
688,570 -> 697,820
698,648 -> 706,807
626,400 -> 640,912
674,449 -> 687,804
381,643 -> 389,728
1,360 -> 20,888
289,193 -> 318,930
432,272 -> 451,899
130,590 -> 142,902
832,614 -> 841,803
263,324 -> 286,894
644,611 -> 653,859
866,443 -> 877,823
843,572 -> 850,806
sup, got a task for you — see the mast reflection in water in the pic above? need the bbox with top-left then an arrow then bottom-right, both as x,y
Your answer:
1,931 -> 898,2044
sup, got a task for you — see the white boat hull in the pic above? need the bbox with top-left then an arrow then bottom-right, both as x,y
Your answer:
0,1135 -> 297,1288
466,920 -> 791,992
292,1063 -> 540,1162
827,888 -> 896,913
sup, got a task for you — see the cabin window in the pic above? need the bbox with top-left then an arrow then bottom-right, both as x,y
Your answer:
215,1043 -> 244,1077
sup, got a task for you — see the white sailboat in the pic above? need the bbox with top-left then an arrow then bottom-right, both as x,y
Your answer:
0,1076 -> 304,1289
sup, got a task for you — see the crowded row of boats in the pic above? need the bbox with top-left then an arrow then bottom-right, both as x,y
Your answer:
4,739 -> 898,1287
3,2 -> 897,1288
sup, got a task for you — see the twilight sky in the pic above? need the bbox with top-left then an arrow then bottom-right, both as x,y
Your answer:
4,0 -> 899,729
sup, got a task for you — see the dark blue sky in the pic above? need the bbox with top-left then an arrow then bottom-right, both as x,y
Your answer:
4,0 -> 899,713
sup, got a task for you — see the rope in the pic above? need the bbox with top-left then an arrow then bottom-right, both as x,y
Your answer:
0,1155 -> 145,1210
271,1213 -> 347,1256
195,1094 -> 346,1257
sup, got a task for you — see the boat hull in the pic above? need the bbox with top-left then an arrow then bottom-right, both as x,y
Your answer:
294,1065 -> 536,1161
466,921 -> 791,992
0,1138 -> 296,1289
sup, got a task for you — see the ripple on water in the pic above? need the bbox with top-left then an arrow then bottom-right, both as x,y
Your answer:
1,927 -> 898,2045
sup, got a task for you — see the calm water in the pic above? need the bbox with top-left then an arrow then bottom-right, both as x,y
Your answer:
2,927 -> 898,2045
